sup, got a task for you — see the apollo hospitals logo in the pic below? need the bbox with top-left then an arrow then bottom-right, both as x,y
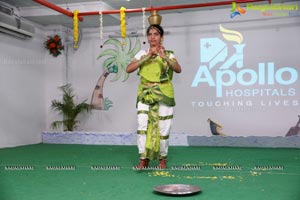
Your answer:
191,25 -> 298,100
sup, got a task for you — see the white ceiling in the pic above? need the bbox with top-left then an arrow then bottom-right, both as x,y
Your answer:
0,0 -> 296,28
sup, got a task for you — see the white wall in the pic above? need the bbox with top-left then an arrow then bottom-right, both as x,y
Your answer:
1,2 -> 299,148
63,3 -> 300,137
0,29 -> 47,148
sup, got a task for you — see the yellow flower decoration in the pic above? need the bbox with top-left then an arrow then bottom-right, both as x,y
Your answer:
73,10 -> 79,49
120,7 -> 126,45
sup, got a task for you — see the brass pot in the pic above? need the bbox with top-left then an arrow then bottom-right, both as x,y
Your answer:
148,10 -> 162,25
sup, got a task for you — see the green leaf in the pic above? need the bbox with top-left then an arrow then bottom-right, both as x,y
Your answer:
111,61 -> 123,81
104,97 -> 113,110
50,84 -> 91,131
103,57 -> 116,69
123,70 -> 129,82
97,49 -> 117,60
103,39 -> 122,51
51,121 -> 63,130
123,37 -> 131,54
129,37 -> 141,57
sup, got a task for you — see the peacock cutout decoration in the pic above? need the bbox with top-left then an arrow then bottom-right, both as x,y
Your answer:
207,118 -> 226,136
285,115 -> 300,136
91,37 -> 141,110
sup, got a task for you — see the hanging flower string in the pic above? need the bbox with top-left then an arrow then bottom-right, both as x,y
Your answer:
142,7 -> 146,44
44,35 -> 64,57
120,7 -> 126,45
73,10 -> 79,49
99,11 -> 103,48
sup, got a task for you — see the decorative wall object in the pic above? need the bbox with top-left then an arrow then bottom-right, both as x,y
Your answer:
44,34 -> 64,57
91,37 -> 141,110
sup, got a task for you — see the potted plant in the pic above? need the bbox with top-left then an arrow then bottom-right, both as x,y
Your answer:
51,84 -> 91,131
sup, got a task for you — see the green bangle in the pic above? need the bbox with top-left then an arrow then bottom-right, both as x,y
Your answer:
137,59 -> 143,66
168,59 -> 175,68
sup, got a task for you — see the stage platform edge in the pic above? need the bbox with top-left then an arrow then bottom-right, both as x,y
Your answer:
42,132 -> 300,148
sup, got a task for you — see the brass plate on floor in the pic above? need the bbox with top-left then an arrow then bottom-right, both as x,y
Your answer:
154,184 -> 201,196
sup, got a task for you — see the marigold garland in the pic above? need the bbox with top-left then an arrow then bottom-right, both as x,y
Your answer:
73,10 -> 79,49
120,7 -> 126,45
44,35 -> 64,57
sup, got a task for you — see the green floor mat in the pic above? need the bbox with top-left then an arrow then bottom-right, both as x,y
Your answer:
0,144 -> 299,200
